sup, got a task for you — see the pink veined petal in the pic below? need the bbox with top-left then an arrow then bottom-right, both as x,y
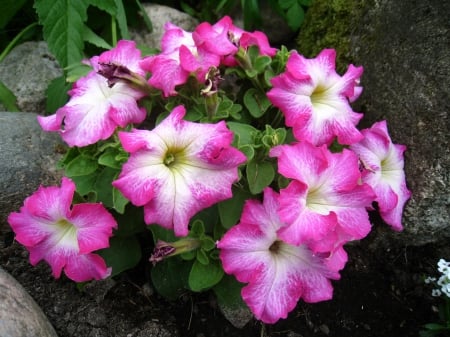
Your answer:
179,45 -> 221,81
140,53 -> 190,97
64,252 -> 111,282
239,31 -> 277,57
218,188 -> 340,323
97,40 -> 145,76
114,105 -> 246,236
161,22 -> 195,53
107,84 -> 147,126
350,120 -> 411,230
193,16 -> 238,56
70,203 -> 117,254
268,49 -> 364,146
37,112 -> 64,132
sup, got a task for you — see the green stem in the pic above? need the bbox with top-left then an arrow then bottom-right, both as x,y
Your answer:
111,16 -> 118,46
0,22 -> 38,63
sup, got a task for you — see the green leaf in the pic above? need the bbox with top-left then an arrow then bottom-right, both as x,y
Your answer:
97,235 -> 141,277
218,186 -> 252,229
98,148 -> 122,169
213,274 -> 246,309
88,0 -> 117,16
188,259 -> 224,292
0,0 -> 27,29
45,76 -> 71,114
34,0 -> 89,67
0,81 -> 19,111
65,154 -> 98,177
243,88 -> 271,118
65,62 -> 92,82
136,0 -> 153,33
71,172 -> 98,196
227,121 -> 258,146
253,55 -> 272,74
151,258 -> 191,300
113,188 -> 128,214
246,160 -> 276,194
196,249 -> 209,265
94,166 -> 120,208
113,0 -> 129,39
83,25 -> 112,49
423,323 -> 447,331
113,205 -> 145,237
285,3 -> 305,31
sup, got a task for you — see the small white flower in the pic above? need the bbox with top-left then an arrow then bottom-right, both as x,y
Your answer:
432,289 -> 442,297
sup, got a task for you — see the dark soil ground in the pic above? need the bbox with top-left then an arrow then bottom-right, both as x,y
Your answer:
0,224 -> 447,337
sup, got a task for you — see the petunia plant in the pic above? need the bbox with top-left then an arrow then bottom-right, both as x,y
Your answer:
8,16 -> 411,325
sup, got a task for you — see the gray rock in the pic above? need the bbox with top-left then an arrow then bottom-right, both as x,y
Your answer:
0,266 -> 58,337
298,0 -> 449,247
130,4 -> 199,50
0,41 -> 62,114
0,112 -> 63,234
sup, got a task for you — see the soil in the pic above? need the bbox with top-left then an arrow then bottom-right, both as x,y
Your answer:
0,224 -> 447,337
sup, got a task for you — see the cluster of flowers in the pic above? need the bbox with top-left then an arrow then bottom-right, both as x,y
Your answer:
7,16 -> 411,323
426,259 -> 450,298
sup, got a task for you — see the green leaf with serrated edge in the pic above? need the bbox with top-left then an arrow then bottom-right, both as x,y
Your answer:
213,274 -> 246,309
188,259 -> 224,292
83,25 -> 112,49
34,0 -> 88,67
0,81 -> 19,111
246,160 -> 275,195
151,258 -> 191,300
97,236 -> 141,277
218,186 -> 252,229
65,154 -> 98,177
88,0 -> 117,16
94,166 -> 120,208
45,76 -> 70,114
71,172 -> 98,196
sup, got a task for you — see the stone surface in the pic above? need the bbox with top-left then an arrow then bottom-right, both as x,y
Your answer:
0,266 -> 58,337
0,112 -> 63,235
298,0 -> 449,247
0,41 -> 62,114
130,4 -> 199,49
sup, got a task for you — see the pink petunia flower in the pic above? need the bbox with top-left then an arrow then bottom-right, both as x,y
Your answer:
112,105 -> 246,237
141,22 -> 222,96
270,141 -> 375,249
217,188 -> 340,324
38,40 -> 146,147
267,49 -> 364,146
7,177 -> 117,282
350,120 -> 411,230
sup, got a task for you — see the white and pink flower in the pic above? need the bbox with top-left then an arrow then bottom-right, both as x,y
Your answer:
267,49 -> 364,146
7,177 -> 117,282
270,141 -> 375,250
38,40 -> 146,147
218,188 -> 340,324
112,105 -> 246,237
350,120 -> 411,230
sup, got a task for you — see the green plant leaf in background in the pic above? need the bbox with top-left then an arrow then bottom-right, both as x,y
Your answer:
45,76 -> 71,114
188,259 -> 224,292
0,81 -> 19,111
34,0 -> 89,68
97,235 -> 141,277
0,0 -> 27,29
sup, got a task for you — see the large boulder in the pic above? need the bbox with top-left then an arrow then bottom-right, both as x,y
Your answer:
297,0 -> 449,247
0,267 -> 58,337
0,41 -> 62,114
130,4 -> 199,49
0,112 -> 63,236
